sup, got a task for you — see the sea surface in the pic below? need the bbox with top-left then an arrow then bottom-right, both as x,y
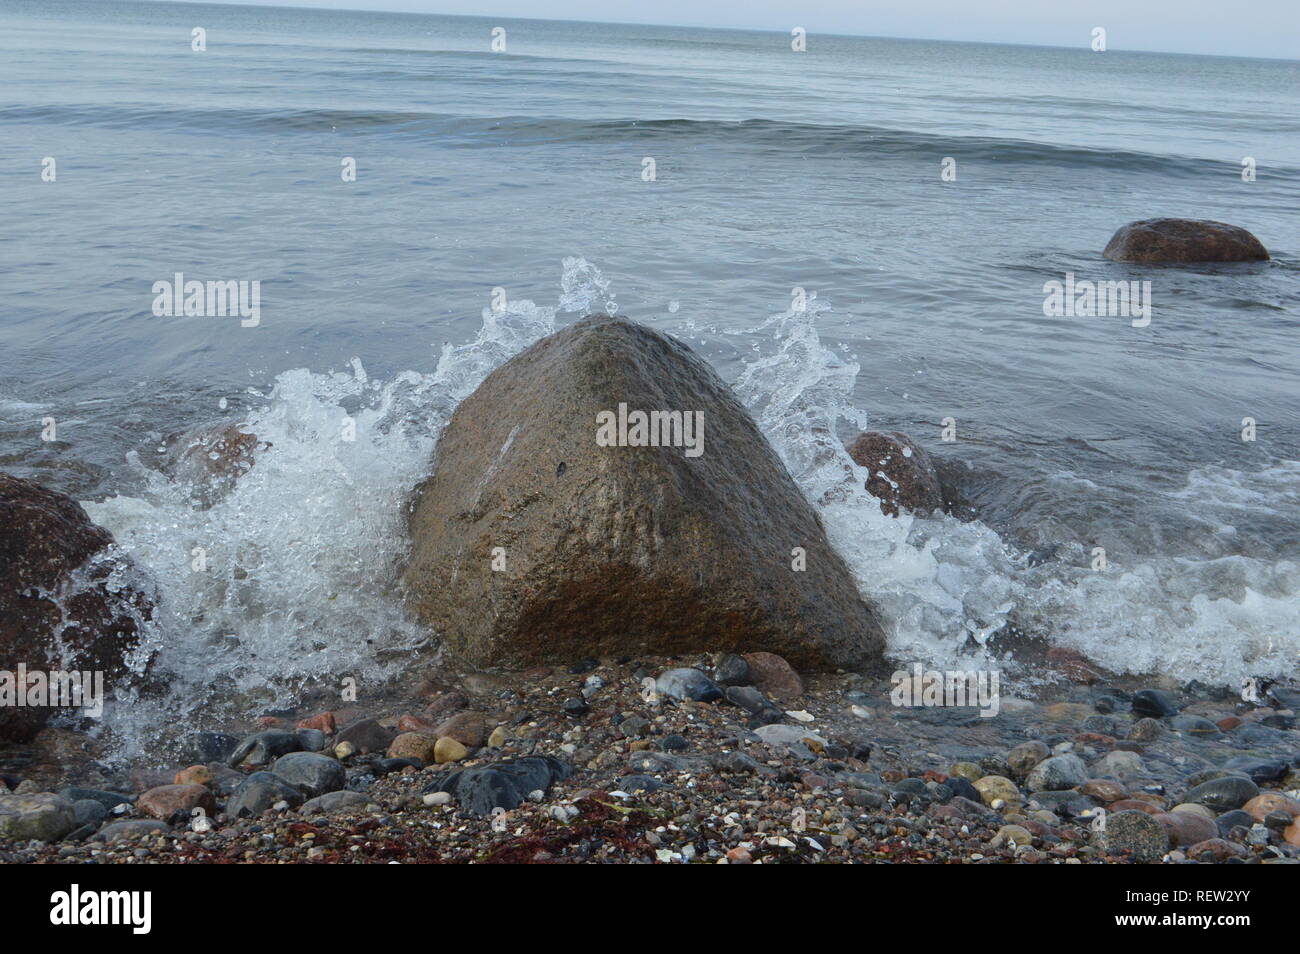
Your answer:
2,0 -> 1298,748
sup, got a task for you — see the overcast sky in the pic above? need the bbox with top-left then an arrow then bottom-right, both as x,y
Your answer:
180,0 -> 1299,59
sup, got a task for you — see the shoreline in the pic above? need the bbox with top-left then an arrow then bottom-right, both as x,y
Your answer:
4,652 -> 1297,864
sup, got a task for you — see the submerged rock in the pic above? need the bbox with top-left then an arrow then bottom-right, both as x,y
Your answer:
402,315 -> 886,671
1024,759 -> 1086,795
158,421 -> 267,507
1130,689 -> 1180,718
846,431 -> 944,516
0,473 -> 155,742
1182,776 -> 1259,813
422,755 -> 573,817
1102,218 -> 1269,264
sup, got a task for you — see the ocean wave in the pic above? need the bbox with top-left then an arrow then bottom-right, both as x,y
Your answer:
1,103 -> 1276,175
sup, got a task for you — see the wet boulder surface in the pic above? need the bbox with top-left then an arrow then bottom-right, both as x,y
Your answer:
0,473 -> 154,742
847,430 -> 945,516
1102,218 -> 1269,264
402,315 -> 886,672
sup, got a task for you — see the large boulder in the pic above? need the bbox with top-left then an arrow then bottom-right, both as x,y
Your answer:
847,431 -> 944,516
0,473 -> 154,742
1102,218 -> 1269,264
402,315 -> 885,671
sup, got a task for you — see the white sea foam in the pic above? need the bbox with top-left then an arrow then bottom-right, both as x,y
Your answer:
736,296 -> 1300,686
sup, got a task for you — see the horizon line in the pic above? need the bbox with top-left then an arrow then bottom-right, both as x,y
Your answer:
137,0 -> 1300,63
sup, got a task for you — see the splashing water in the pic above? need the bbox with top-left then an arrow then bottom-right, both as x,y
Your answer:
734,294 -> 1300,687
83,261 -> 1300,755
734,295 -> 1022,672
82,258 -> 592,757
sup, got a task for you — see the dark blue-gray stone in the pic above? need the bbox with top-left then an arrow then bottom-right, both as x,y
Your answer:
724,685 -> 770,714
227,771 -> 304,817
369,757 -> 421,776
656,668 -> 723,703
422,756 -> 572,817
1183,775 -> 1259,812
295,728 -> 329,752
892,777 -> 929,796
227,729 -> 301,768
1131,689 -> 1180,718
72,799 -> 108,827
1215,809 -> 1254,836
616,774 -> 667,794
714,654 -> 751,687
58,788 -> 132,811
181,731 -> 240,764
1222,757 -> 1288,784
943,776 -> 982,803
747,707 -> 786,729
272,751 -> 346,797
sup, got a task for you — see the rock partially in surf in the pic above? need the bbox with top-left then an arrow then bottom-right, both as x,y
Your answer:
1006,740 -> 1051,780
0,473 -> 155,743
1131,688 -> 1180,718
1045,647 -> 1104,685
422,755 -> 573,817
847,431 -> 944,517
159,421 -> 267,507
1182,776 -> 1259,813
402,315 -> 885,671
1102,218 -> 1269,264
180,732 -> 239,764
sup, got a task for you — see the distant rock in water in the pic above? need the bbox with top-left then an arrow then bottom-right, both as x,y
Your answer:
403,315 -> 886,671
0,473 -> 154,742
847,431 -> 944,516
1102,218 -> 1269,264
